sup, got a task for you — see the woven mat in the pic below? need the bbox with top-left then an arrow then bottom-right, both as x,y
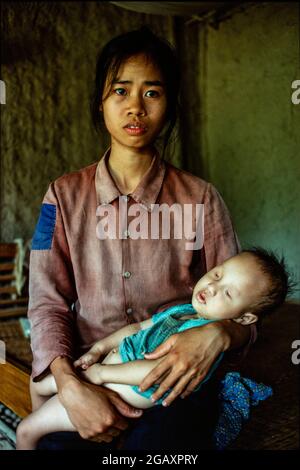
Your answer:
0,403 -> 20,451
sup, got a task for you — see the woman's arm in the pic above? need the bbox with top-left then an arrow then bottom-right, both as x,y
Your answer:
29,183 -> 144,441
217,319 -> 250,351
28,183 -> 78,380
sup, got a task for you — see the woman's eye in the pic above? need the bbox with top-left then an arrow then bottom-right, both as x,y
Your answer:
114,88 -> 127,96
145,90 -> 159,98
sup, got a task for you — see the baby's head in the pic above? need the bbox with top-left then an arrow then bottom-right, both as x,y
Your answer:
192,248 -> 291,325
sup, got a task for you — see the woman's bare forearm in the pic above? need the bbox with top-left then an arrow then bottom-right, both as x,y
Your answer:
50,356 -> 79,392
218,320 -> 251,351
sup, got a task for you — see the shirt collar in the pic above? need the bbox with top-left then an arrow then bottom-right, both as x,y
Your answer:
95,148 -> 166,211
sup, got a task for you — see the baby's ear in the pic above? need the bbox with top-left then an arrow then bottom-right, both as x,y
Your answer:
236,312 -> 258,325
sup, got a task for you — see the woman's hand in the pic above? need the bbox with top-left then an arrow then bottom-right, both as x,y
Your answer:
139,322 -> 230,406
57,373 -> 143,442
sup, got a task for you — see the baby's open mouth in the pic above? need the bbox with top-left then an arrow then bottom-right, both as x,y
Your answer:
196,291 -> 206,304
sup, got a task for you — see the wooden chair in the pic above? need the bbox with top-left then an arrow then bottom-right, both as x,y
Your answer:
0,241 -> 29,320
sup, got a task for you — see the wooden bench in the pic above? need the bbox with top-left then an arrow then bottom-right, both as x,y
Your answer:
0,317 -> 32,418
0,358 -> 31,418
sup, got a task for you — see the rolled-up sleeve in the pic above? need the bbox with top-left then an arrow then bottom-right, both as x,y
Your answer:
28,182 -> 77,380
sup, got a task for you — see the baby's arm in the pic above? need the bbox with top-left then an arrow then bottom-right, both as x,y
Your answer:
74,318 -> 154,369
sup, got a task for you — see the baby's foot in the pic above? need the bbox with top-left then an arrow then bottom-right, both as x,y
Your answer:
80,363 -> 105,385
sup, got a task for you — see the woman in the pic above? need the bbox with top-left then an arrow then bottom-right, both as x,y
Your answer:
28,27 -> 255,451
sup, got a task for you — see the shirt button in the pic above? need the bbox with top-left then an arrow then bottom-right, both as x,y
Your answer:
123,271 -> 131,279
126,307 -> 133,314
122,195 -> 129,202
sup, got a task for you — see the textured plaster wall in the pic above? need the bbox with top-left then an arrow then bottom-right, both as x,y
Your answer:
0,2 -> 177,242
198,3 -> 300,297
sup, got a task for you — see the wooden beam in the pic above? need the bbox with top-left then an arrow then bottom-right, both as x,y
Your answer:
0,263 -> 15,272
0,307 -> 28,319
0,274 -> 15,282
0,297 -> 28,306
0,285 -> 17,295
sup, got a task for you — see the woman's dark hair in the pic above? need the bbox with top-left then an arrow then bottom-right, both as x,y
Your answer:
90,26 -> 180,158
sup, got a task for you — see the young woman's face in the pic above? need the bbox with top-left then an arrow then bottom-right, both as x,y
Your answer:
101,54 -> 167,153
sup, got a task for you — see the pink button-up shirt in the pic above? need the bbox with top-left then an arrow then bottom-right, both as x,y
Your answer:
28,150 -> 252,380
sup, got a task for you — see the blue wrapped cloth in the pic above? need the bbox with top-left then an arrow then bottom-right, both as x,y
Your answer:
214,372 -> 273,450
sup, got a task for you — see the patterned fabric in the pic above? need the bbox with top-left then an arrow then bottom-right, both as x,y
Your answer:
32,203 -> 56,250
0,403 -> 21,450
119,303 -> 224,404
214,372 -> 273,450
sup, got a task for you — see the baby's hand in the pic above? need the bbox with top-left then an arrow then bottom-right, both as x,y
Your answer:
74,346 -> 102,370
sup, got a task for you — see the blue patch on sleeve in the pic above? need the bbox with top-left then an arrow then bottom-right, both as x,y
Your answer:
32,203 -> 57,250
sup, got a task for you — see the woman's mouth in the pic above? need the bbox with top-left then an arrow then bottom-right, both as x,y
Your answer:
124,123 -> 147,136
196,291 -> 206,304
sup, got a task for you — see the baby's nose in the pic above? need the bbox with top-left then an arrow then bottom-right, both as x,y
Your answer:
206,284 -> 216,297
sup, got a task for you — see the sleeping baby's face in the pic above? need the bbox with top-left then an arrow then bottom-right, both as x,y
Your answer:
191,253 -> 269,324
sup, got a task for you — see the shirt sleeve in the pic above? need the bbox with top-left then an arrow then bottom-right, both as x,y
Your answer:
202,183 -> 257,356
28,182 -> 77,381
202,183 -> 241,271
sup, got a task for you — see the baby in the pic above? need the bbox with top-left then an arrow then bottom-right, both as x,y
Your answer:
16,248 -> 289,449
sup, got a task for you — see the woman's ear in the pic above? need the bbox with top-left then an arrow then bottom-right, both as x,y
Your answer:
235,312 -> 258,325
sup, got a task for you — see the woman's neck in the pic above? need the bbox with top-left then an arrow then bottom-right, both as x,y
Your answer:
108,145 -> 155,194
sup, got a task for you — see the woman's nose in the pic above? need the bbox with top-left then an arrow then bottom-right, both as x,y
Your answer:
127,95 -> 146,116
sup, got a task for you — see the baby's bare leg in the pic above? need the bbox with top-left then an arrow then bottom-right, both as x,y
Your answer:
33,374 -> 57,395
16,394 -> 76,450
30,375 -> 58,411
